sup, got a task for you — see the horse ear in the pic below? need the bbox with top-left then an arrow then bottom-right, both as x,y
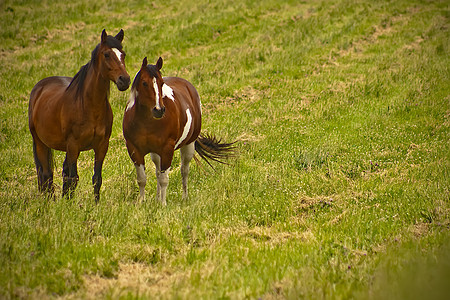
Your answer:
141,57 -> 148,69
115,29 -> 124,42
156,57 -> 163,70
101,29 -> 107,43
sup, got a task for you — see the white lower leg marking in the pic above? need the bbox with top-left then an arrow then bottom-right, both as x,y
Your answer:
159,170 -> 169,205
151,153 -> 162,202
181,143 -> 195,199
135,164 -> 146,201
136,164 -> 146,183
175,108 -> 192,149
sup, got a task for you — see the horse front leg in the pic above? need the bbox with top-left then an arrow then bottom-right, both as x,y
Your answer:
125,141 -> 147,203
62,148 -> 79,199
92,140 -> 109,203
151,153 -> 174,206
134,162 -> 147,203
150,153 -> 163,203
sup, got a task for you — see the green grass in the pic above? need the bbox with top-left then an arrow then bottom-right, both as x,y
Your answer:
1,0 -> 449,299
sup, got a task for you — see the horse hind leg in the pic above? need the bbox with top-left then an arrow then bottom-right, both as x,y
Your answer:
92,142 -> 109,203
158,170 -> 169,206
180,143 -> 195,200
150,153 -> 163,203
134,163 -> 147,203
32,138 -> 54,196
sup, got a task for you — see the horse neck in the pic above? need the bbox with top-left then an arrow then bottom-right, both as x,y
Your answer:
82,63 -> 110,109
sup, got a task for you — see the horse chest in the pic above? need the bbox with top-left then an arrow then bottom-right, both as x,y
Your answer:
69,122 -> 109,150
125,117 -> 174,154
146,123 -> 177,152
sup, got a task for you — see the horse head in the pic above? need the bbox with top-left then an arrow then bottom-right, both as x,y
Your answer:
137,57 -> 166,119
97,29 -> 130,91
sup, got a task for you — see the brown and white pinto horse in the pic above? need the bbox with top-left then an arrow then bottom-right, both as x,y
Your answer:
28,29 -> 130,201
123,57 -> 234,205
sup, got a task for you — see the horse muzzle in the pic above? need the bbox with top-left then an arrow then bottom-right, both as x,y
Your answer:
152,106 -> 166,119
116,75 -> 131,91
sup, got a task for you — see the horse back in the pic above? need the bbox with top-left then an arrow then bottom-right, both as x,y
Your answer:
29,76 -> 71,111
164,77 -> 200,107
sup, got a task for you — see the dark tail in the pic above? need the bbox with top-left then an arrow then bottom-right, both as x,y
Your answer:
32,140 -> 53,173
32,139 -> 53,191
32,140 -> 41,173
194,133 -> 236,168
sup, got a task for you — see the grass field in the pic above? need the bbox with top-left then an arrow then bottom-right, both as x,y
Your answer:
0,0 -> 449,299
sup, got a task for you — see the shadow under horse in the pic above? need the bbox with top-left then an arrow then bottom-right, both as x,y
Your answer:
28,29 -> 130,201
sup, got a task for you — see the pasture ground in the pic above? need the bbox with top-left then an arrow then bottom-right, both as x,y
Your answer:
0,0 -> 449,299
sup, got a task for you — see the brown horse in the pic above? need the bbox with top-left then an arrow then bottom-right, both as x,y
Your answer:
123,57 -> 234,205
28,29 -> 131,201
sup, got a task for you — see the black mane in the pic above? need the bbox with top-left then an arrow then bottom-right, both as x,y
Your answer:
66,35 -> 123,100
131,71 -> 141,92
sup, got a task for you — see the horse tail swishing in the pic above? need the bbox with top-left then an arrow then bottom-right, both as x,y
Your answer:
194,134 -> 235,168
29,29 -> 130,201
123,57 -> 235,205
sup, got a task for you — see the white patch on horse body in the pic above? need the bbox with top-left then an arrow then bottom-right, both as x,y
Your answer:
112,48 -> 123,64
162,83 -> 175,102
126,70 -> 141,112
153,77 -> 161,110
126,89 -> 136,111
175,108 -> 192,149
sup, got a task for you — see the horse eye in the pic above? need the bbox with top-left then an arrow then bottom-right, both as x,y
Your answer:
142,81 -> 148,87
104,53 -> 110,58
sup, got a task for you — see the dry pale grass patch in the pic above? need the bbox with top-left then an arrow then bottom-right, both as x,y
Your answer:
80,263 -> 186,299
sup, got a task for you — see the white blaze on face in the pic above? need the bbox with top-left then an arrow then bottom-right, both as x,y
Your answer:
153,77 -> 161,110
112,48 -> 123,64
175,108 -> 192,149
162,83 -> 175,101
